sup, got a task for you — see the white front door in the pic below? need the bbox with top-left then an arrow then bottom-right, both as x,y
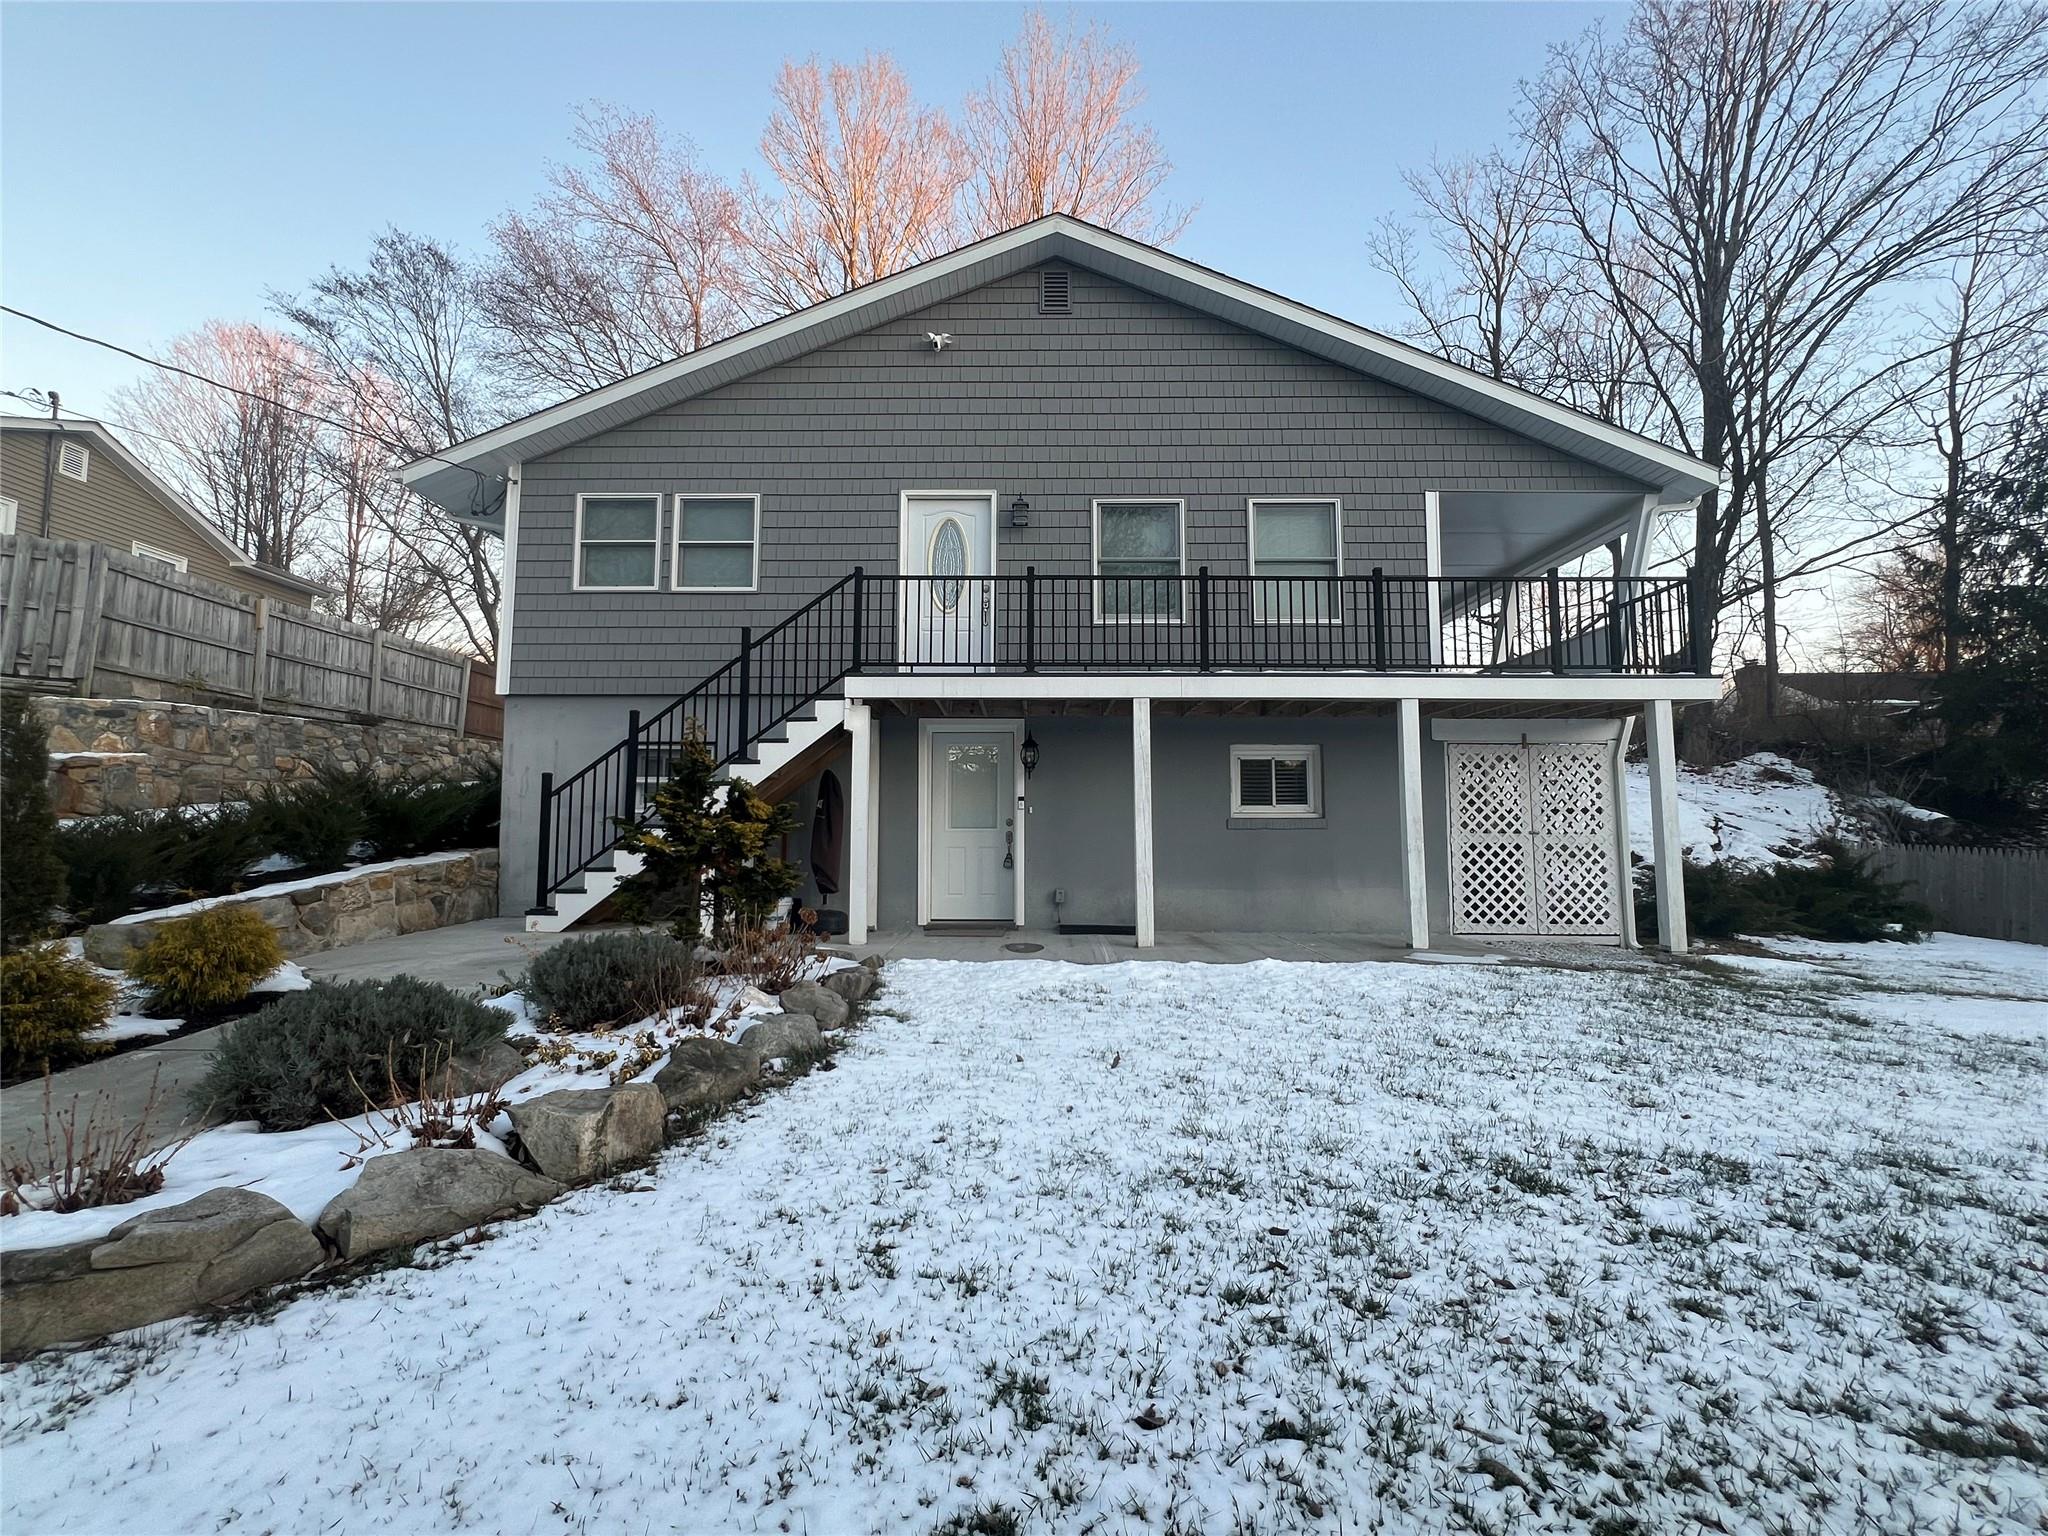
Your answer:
903,493 -> 994,666
927,728 -> 1016,921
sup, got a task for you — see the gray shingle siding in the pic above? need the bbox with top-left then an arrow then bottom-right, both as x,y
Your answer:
510,265 -> 1647,694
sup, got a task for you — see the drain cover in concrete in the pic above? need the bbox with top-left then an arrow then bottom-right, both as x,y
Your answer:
1004,942 -> 1045,953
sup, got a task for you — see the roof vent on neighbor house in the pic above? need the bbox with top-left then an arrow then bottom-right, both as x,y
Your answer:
57,440 -> 90,482
1037,269 -> 1072,316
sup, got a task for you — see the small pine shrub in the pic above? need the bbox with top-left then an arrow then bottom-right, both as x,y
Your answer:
1,693 -> 67,948
164,801 -> 269,894
522,931 -> 701,1032
1637,840 -> 1933,943
250,769 -> 368,873
360,772 -> 499,858
194,976 -> 510,1130
128,905 -> 286,1016
1,943 -> 116,1077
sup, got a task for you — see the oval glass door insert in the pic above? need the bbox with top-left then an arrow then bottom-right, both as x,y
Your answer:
929,517 -> 967,612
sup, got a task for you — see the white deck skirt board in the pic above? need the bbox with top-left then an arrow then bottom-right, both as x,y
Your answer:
846,673 -> 1723,706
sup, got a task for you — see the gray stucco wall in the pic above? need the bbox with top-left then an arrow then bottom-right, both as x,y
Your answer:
874,713 -> 1452,937
510,263 -> 1648,696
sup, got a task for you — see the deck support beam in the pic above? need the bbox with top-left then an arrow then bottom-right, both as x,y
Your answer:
845,701 -> 874,945
1396,698 -> 1430,950
1644,697 -> 1688,953
1132,697 -> 1155,949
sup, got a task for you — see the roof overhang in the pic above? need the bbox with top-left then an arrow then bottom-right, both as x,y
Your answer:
401,214 -> 1720,513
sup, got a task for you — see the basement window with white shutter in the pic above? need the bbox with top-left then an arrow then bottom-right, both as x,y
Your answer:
1230,745 -> 1321,818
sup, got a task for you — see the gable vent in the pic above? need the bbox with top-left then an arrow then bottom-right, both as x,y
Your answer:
57,441 -> 89,482
1037,269 -> 1072,315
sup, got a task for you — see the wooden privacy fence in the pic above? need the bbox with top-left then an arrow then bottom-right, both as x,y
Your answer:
1853,842 -> 2048,946
0,533 -> 489,735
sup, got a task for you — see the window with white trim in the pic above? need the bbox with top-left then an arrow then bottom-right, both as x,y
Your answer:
574,493 -> 661,590
1093,498 -> 1184,621
57,441 -> 89,481
131,542 -> 189,574
1250,498 -> 1341,623
674,494 -> 759,591
0,497 -> 16,535
1231,744 -> 1321,817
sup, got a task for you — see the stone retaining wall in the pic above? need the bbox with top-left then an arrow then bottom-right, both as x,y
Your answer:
83,849 -> 500,966
40,696 -> 499,816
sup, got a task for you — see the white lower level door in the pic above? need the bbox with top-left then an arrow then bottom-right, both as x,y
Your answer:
927,728 -> 1016,921
1448,742 -> 1622,937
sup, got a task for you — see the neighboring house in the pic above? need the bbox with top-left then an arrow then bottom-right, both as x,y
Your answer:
402,215 -> 1719,952
0,416 -> 328,608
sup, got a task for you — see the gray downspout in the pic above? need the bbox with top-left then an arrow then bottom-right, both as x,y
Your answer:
36,394 -> 62,536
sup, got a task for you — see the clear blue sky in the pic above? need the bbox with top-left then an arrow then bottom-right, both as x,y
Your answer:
1,2 -> 1621,422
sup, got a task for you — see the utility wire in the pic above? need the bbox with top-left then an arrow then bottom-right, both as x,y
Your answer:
0,304 -> 502,507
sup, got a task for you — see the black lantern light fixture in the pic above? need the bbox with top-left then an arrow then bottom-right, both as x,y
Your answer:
1020,731 -> 1041,779
1009,495 -> 1031,529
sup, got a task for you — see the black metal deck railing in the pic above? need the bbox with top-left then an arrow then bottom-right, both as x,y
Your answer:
529,569 -> 1700,912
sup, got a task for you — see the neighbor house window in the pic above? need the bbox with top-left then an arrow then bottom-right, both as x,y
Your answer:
674,494 -> 759,591
574,493 -> 661,591
1231,745 -> 1321,817
1093,498 -> 1185,621
57,441 -> 89,482
1250,498 -> 1342,623
131,542 -> 188,574
0,497 -> 16,535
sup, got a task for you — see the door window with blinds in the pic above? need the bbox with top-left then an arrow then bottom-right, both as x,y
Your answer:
573,494 -> 662,591
1231,745 -> 1321,817
674,494 -> 759,591
1093,498 -> 1185,621
1250,498 -> 1342,623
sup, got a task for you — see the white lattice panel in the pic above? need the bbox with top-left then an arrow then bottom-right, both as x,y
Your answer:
1449,740 -> 1622,939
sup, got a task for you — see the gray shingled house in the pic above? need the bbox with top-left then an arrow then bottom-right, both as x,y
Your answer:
402,216 -> 1719,952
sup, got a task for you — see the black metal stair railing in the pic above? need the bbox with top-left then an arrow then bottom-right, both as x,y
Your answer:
530,567 -> 1700,913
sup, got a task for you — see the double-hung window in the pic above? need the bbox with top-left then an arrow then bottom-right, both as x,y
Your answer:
574,494 -> 661,591
1093,498 -> 1185,621
1250,498 -> 1342,623
131,542 -> 189,574
1231,745 -> 1321,818
674,495 -> 759,591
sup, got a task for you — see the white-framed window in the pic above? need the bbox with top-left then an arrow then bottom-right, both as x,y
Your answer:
673,494 -> 759,592
1250,497 -> 1342,623
0,497 -> 16,535
1092,498 -> 1185,622
1230,744 -> 1321,817
130,542 -> 188,574
573,493 -> 662,591
56,441 -> 89,481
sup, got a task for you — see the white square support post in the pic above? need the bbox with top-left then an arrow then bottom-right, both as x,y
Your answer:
1396,698 -> 1430,950
1644,697 -> 1688,953
1131,697 -> 1155,949
845,701 -> 874,945
865,714 -> 881,932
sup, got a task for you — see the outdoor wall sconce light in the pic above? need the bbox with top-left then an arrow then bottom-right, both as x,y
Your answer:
1020,731 -> 1041,778
1009,496 -> 1032,528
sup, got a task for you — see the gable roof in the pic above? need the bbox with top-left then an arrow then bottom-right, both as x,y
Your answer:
2,415 -> 331,599
400,213 -> 1719,520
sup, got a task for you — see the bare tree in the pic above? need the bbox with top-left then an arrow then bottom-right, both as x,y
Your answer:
480,108 -> 748,396
739,53 -> 963,310
279,229 -> 508,659
960,9 -> 1188,241
113,322 -> 331,571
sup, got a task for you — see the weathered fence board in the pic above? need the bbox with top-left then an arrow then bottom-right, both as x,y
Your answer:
0,533 -> 482,735
1854,843 -> 2048,947
463,659 -> 503,742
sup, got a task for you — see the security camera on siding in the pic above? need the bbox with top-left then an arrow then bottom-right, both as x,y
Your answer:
926,332 -> 952,352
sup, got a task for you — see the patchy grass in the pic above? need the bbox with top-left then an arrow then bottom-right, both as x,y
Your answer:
3,940 -> 2044,1534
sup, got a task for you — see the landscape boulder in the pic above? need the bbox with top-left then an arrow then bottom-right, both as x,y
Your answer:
315,1148 -> 561,1261
738,1013 -> 822,1067
653,1037 -> 759,1114
1,1188 -> 323,1359
776,979 -> 850,1029
819,967 -> 875,1005
506,1085 -> 666,1183
440,1039 -> 529,1095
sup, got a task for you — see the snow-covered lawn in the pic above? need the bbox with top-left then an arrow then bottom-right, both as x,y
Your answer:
5,940 -> 2046,1534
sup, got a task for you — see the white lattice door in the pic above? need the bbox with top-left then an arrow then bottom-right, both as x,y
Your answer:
1448,742 -> 1621,938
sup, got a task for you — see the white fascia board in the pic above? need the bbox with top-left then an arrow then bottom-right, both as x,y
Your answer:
403,214 -> 1718,503
844,673 -> 1723,705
